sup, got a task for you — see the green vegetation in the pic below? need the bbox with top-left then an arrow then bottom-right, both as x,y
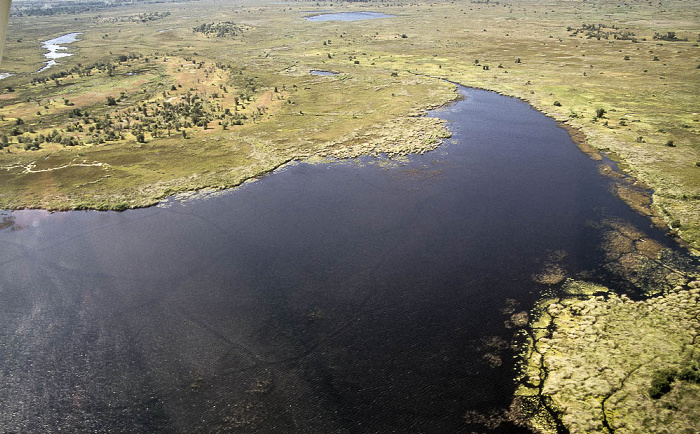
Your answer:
514,285 -> 700,433
193,21 -> 249,38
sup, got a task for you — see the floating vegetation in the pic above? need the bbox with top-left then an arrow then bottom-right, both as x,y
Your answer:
513,286 -> 700,433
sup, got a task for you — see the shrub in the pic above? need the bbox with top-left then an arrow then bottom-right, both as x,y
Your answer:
553,101 -> 562,106
596,108 -> 606,118
649,369 -> 675,399
665,140 -> 675,147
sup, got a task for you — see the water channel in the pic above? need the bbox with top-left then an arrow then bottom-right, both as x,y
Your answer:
0,86 -> 688,432
305,12 -> 396,22
38,32 -> 82,73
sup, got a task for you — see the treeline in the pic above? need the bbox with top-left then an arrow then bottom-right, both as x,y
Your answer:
653,32 -> 688,42
94,12 -> 171,23
10,0 -> 195,17
568,24 -> 636,41
30,53 -> 145,86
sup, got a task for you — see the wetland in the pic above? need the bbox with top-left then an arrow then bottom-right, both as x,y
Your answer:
1,86 -> 697,432
0,0 -> 698,432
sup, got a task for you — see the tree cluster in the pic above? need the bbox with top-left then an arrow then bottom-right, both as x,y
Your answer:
568,23 -> 636,41
94,12 -> 171,23
193,22 -> 247,38
10,0 -> 193,17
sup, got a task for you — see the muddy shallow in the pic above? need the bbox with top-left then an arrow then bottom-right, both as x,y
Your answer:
0,86 -> 688,432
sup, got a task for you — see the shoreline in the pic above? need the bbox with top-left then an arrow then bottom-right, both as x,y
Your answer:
0,78 -> 694,258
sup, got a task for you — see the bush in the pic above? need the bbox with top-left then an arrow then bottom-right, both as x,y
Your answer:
596,108 -> 606,118
677,360 -> 700,383
649,369 -> 675,399
665,140 -> 675,147
553,101 -> 562,106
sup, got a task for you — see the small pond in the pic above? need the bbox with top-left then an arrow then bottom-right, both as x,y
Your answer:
305,11 -> 395,22
0,85 -> 692,432
310,70 -> 339,76
38,32 -> 82,72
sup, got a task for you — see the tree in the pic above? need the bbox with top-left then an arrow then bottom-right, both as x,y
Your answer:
596,108 -> 606,118
106,96 -> 117,106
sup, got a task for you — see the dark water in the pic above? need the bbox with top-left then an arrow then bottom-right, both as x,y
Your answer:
305,12 -> 395,22
0,87 -> 679,432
